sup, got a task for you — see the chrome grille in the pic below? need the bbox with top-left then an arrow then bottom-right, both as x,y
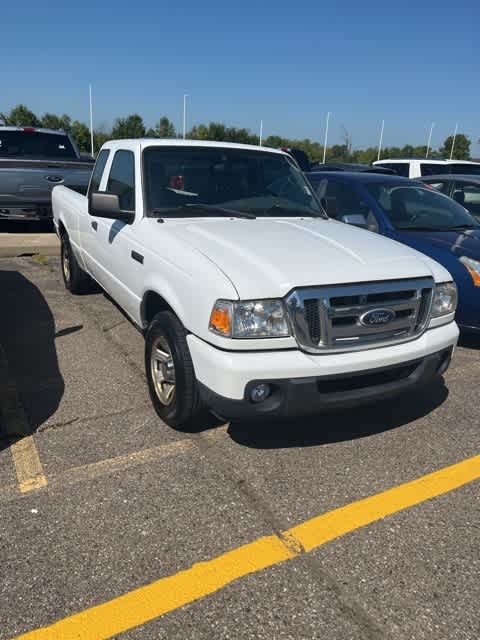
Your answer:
285,278 -> 434,353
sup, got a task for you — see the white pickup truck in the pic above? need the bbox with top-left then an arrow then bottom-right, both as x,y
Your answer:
53,139 -> 459,430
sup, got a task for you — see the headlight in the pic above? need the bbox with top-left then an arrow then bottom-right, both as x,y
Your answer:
460,256 -> 480,286
209,299 -> 290,338
431,282 -> 458,317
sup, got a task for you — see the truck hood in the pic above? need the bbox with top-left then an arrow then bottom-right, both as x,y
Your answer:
163,218 -> 451,299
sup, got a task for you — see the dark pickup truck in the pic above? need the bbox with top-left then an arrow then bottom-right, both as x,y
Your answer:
0,127 -> 94,222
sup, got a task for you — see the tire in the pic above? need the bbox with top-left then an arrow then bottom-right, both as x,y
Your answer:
60,233 -> 92,294
145,311 -> 207,431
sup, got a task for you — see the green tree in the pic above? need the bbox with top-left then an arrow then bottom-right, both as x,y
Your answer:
439,134 -> 470,160
41,113 -> 71,132
70,120 -> 92,153
188,124 -> 210,140
111,114 -> 145,139
326,144 -> 350,162
0,104 -> 41,126
94,129 -> 110,153
149,116 -> 176,138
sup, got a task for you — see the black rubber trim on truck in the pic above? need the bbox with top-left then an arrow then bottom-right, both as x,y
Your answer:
131,250 -> 144,264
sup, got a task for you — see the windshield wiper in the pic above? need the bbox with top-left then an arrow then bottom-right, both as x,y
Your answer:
255,204 -> 325,218
185,203 -> 256,219
396,226 -> 444,231
152,204 -> 255,220
444,224 -> 479,231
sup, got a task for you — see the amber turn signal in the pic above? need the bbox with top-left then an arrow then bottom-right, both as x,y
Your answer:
209,301 -> 232,336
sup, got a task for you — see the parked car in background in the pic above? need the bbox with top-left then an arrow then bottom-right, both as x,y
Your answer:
52,139 -> 458,430
307,171 -> 480,334
310,162 -> 396,174
373,158 -> 480,179
280,147 -> 311,171
419,175 -> 480,222
0,127 -> 93,222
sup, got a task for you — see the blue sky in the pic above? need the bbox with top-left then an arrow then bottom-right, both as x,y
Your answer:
2,0 -> 479,153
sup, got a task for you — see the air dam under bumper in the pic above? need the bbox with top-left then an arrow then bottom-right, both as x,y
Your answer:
187,321 -> 458,419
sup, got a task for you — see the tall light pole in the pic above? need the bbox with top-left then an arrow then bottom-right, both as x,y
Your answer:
377,119 -> 385,161
183,94 -> 188,140
450,123 -> 458,160
322,112 -> 330,164
426,122 -> 435,158
89,84 -> 94,157
259,119 -> 263,146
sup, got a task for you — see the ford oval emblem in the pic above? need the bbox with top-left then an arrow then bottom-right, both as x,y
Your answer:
360,308 -> 396,327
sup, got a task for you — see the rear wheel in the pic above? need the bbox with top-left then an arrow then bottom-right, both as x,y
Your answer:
60,233 -> 92,294
145,311 -> 207,431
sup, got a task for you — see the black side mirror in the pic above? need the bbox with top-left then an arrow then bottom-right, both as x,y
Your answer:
340,213 -> 368,229
321,196 -> 338,218
89,192 -> 135,224
453,190 -> 465,206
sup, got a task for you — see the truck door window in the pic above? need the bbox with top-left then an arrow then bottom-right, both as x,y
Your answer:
107,150 -> 135,211
88,149 -> 110,197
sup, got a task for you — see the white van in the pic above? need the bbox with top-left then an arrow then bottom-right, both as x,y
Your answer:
373,158 -> 480,179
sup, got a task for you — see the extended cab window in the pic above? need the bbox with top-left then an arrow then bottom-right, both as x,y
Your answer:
88,149 -> 110,196
107,150 -> 135,211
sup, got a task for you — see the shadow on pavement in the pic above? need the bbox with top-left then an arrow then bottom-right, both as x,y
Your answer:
227,379 -> 448,449
0,270 -> 66,449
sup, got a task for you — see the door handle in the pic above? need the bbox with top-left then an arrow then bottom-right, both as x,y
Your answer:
131,250 -> 144,264
91,221 -> 98,231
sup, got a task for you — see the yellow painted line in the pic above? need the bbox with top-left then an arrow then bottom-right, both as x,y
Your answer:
57,439 -> 195,487
14,454 -> 480,640
10,436 -> 48,493
289,453 -> 480,552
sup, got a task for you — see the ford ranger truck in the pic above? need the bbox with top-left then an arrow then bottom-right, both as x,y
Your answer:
52,140 -> 459,430
0,127 -> 93,222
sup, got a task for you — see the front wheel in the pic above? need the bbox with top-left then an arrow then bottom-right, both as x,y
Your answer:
145,311 -> 208,431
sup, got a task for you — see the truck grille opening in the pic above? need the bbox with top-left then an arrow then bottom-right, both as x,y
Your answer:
317,361 -> 420,393
286,278 -> 434,354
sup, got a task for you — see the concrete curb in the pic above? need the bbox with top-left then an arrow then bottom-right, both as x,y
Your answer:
0,233 -> 59,257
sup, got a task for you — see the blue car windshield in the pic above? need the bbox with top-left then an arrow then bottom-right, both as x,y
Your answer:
367,183 -> 480,231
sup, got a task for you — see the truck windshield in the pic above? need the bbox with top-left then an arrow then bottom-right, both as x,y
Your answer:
367,183 -> 480,231
0,130 -> 77,159
143,146 -> 325,218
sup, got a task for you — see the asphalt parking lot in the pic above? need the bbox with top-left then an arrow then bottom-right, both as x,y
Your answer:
0,250 -> 479,640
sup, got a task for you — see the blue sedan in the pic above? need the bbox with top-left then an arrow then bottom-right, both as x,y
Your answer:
307,171 -> 480,333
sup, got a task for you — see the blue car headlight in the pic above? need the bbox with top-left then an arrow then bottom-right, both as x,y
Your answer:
459,256 -> 480,287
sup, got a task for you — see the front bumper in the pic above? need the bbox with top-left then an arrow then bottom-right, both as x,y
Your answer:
188,321 -> 459,419
199,348 -> 452,419
0,205 -> 52,221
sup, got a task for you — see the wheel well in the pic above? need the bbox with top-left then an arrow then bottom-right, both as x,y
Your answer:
142,291 -> 175,327
58,220 -> 67,238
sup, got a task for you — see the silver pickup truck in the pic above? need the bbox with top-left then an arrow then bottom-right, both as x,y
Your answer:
0,127 -> 94,222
